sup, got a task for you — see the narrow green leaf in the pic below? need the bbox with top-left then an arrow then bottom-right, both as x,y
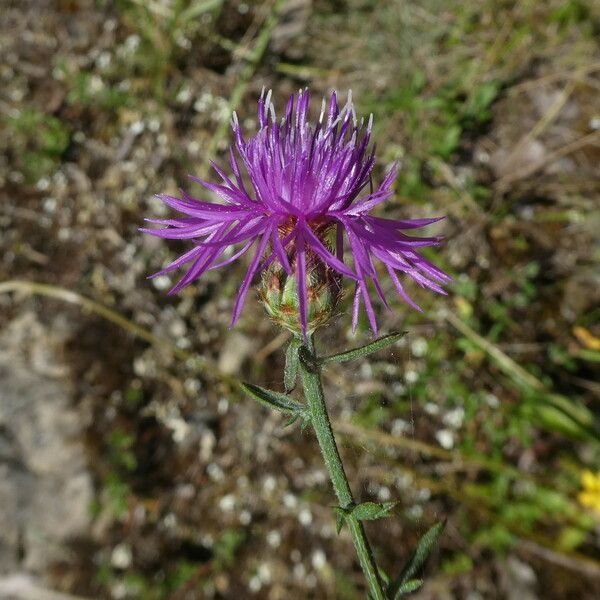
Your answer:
396,579 -> 424,595
539,392 -> 599,439
240,383 -> 306,417
388,521 -> 445,599
321,332 -> 406,364
180,0 -> 224,22
576,348 -> 600,363
284,338 -> 301,392
351,501 -> 398,521
299,414 -> 312,432
332,502 -> 397,535
378,567 -> 391,586
284,414 -> 300,427
333,507 -> 347,534
400,521 -> 445,582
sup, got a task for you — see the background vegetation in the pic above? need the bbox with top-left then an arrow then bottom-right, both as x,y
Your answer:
1,0 -> 599,598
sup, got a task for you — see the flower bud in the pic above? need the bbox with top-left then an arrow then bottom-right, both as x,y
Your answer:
260,252 -> 342,336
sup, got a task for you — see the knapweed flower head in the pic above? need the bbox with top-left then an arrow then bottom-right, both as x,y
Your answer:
143,89 -> 450,336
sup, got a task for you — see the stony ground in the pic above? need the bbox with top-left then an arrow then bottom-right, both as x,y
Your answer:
1,1 -> 599,599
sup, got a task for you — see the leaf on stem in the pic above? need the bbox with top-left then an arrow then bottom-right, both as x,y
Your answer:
333,501 -> 398,533
352,501 -> 398,521
378,567 -> 391,587
395,579 -> 424,595
334,508 -> 346,535
240,382 -> 307,419
284,337 -> 302,392
387,521 -> 446,599
321,332 -> 406,364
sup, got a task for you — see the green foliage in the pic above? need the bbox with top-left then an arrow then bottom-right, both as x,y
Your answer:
14,110 -> 70,155
5,108 -> 70,181
387,522 -> 445,599
394,579 -> 424,596
472,523 -> 514,553
533,392 -> 598,441
284,338 -> 301,392
463,81 -> 501,124
108,429 -> 138,472
351,501 -> 397,521
367,72 -> 500,166
442,552 -> 474,576
240,382 -> 307,418
94,530 -> 245,598
334,502 -> 398,533
334,569 -> 363,600
354,392 -> 390,429
65,72 -> 131,109
95,559 -> 204,599
125,384 -> 145,409
548,343 -> 578,372
102,428 -> 138,519
105,472 -> 131,519
321,332 -> 406,364
576,348 -> 600,363
213,528 -> 246,570
113,0 -> 224,98
557,527 -> 588,552
550,0 -> 590,26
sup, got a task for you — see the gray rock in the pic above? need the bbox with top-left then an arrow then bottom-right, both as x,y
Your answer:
502,555 -> 538,600
0,572 -> 90,600
218,332 -> 253,375
561,267 -> 600,322
0,312 -> 93,574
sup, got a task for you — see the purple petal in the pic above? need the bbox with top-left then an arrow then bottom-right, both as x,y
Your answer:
359,278 -> 378,334
365,215 -> 445,231
148,245 -> 203,279
200,218 -> 268,246
386,266 -> 423,312
229,232 -> 271,327
168,225 -> 231,293
140,222 -> 221,240
295,230 -> 308,336
157,193 -> 249,219
270,220 -> 293,275
301,223 -> 356,279
187,176 -> 255,208
208,240 -> 254,271
259,230 -> 296,272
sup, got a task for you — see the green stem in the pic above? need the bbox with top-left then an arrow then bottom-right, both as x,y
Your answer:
299,339 -> 386,600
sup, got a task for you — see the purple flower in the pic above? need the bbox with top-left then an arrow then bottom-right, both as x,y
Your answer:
142,89 -> 450,335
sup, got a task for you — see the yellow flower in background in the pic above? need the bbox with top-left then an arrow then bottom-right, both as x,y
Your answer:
578,470 -> 600,514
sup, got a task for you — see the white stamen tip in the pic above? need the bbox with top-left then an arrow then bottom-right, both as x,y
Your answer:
319,98 -> 326,123
265,89 -> 273,112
